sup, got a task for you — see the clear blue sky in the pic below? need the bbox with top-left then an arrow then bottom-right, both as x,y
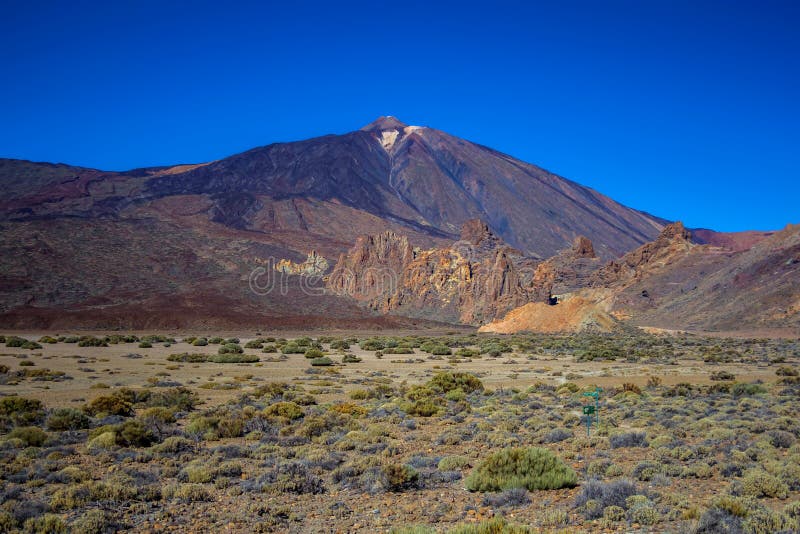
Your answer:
1,1 -> 798,232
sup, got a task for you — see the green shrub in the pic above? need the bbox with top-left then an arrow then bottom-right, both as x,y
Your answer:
78,336 -> 108,347
9,426 -> 48,447
742,469 -> 789,499
360,339 -> 384,351
22,514 -> 67,533
384,464 -> 419,491
84,394 -> 133,417
192,338 -> 208,346
438,456 -> 472,471
71,509 -> 110,534
465,447 -> 577,491
342,354 -> 362,363
209,353 -> 259,363
310,357 -> 333,366
138,341 -> 152,348
218,343 -> 244,355
47,407 -> 90,431
304,348 -> 325,359
244,339 -> 264,349
428,372 -> 483,394
38,336 -> 58,344
281,342 -> 305,354
732,383 -> 768,396
330,340 -> 350,350
264,401 -> 304,420
0,396 -> 45,428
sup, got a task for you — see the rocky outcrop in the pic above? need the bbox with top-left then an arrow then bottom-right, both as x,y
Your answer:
530,236 -> 601,301
327,220 -> 536,324
274,251 -> 329,276
593,222 -> 694,287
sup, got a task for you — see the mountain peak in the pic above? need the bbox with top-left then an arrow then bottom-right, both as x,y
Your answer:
361,116 -> 408,132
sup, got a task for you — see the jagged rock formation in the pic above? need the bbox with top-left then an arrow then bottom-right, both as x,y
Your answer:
592,222 -> 695,286
531,235 -> 602,301
327,220 -> 536,324
274,251 -> 329,276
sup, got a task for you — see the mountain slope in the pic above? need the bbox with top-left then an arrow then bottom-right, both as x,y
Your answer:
0,117 -> 670,328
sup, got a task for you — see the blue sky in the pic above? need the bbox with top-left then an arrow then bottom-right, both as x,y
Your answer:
1,0 -> 798,231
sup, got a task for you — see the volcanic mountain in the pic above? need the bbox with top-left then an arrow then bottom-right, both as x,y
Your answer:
0,117 -> 669,329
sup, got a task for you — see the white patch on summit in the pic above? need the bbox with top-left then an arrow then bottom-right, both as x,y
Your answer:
381,130 -> 399,150
404,126 -> 423,134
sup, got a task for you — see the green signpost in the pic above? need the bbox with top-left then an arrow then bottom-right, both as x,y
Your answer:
582,387 -> 602,436
582,405 -> 595,436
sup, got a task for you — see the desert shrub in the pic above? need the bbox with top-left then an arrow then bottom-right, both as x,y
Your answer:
465,447 -> 576,492
145,387 -> 198,411
84,394 -> 133,417
269,462 -> 326,494
603,505 -> 626,522
218,343 -> 243,355
209,353 -> 259,363
360,339 -> 385,351
742,469 -> 789,499
22,514 -> 67,533
167,352 -> 208,362
310,357 -> 333,366
767,430 -> 795,449
0,396 -> 45,428
192,338 -> 208,346
342,354 -> 362,363
89,420 -> 156,448
264,401 -> 304,420
574,479 -> 639,519
70,509 -> 111,534
610,431 -> 648,449
621,382 -> 642,394
261,344 -> 278,353
9,426 -> 48,447
37,336 -> 57,344
208,337 -> 223,344
428,372 -> 483,394
76,336 -> 108,347
180,464 -> 213,483
438,456 -> 471,471
383,464 -> 419,491
330,340 -> 350,350
244,339 -> 263,349
481,487 -> 531,508
304,348 -> 325,359
710,370 -> 736,381
420,341 -> 451,355
163,483 -> 212,502
46,408 -> 90,431
383,347 -> 415,354
542,428 -> 572,443
732,383 -> 767,396
628,501 -> 660,525
281,343 -> 305,354
448,517 -> 531,534
138,341 -> 152,348
405,399 -> 441,417
776,366 -> 798,376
